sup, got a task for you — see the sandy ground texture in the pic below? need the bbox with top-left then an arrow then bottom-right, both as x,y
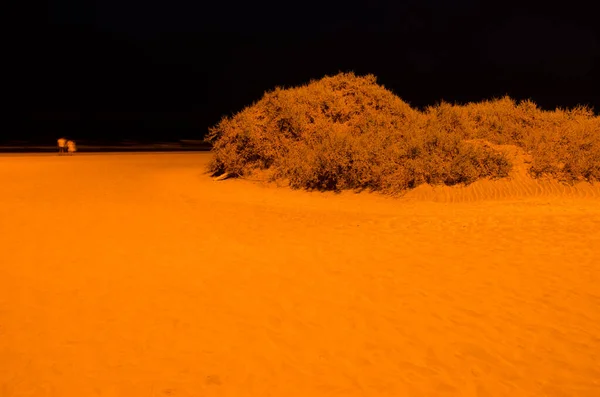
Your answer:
1,151 -> 600,397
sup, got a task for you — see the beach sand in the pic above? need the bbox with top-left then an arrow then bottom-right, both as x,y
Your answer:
1,152 -> 599,396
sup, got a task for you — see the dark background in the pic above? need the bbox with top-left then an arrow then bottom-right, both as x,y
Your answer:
6,0 -> 599,145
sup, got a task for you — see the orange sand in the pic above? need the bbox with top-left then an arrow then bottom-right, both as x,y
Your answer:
1,152 -> 599,397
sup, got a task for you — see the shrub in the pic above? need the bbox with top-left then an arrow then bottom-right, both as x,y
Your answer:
434,97 -> 600,183
206,72 -> 599,194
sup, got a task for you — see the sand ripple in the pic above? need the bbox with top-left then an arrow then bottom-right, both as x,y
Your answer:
1,153 -> 599,396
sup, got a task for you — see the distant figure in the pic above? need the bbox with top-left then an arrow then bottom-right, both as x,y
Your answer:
66,140 -> 77,155
57,137 -> 67,155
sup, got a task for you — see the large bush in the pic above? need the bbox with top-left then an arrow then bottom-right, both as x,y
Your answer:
206,72 -> 513,194
206,72 -> 599,193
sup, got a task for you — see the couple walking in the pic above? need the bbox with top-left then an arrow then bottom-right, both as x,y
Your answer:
57,138 -> 76,155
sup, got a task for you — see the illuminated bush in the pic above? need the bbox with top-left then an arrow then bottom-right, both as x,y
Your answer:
434,97 -> 600,182
206,72 -> 598,193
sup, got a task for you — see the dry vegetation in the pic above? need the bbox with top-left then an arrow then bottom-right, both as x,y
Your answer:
206,72 -> 600,193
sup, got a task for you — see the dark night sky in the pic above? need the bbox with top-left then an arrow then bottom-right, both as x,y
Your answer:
7,0 -> 600,143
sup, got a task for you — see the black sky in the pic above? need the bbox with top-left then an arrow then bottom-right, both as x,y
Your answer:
7,0 -> 600,143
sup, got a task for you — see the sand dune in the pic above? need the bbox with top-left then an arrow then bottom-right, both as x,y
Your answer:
1,152 -> 599,396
